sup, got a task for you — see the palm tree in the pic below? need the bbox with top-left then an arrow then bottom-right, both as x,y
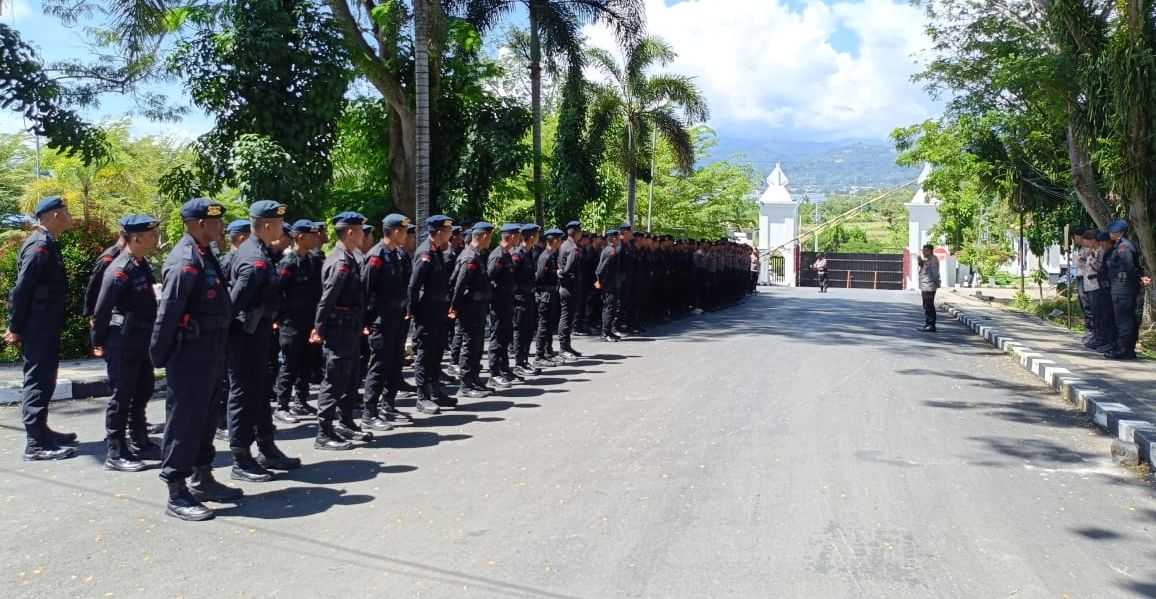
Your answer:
467,0 -> 643,225
414,0 -> 433,227
587,35 -> 708,226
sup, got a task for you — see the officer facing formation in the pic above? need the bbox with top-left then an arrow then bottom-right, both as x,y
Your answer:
5,197 -> 77,460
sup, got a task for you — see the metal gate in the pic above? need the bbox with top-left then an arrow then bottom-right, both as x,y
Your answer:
798,252 -> 904,290
768,253 -> 785,282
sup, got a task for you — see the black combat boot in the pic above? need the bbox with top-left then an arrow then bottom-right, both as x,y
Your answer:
129,430 -> 162,460
334,418 -> 374,441
315,420 -> 354,450
256,436 -> 302,470
104,436 -> 145,472
23,437 -> 76,461
189,466 -> 243,502
47,428 -> 78,445
230,448 -> 274,482
165,479 -> 214,521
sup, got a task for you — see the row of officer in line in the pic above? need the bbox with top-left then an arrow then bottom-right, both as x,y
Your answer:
1073,219 -> 1152,360
4,196 -> 751,522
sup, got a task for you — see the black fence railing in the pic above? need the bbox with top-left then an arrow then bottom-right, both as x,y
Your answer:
799,252 -> 905,290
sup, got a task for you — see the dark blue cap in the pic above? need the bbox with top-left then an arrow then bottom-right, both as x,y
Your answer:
182,198 -> 226,220
382,214 -> 410,229
619,223 -> 633,230
249,200 -> 287,218
226,219 -> 250,235
281,222 -> 292,234
362,224 -> 375,233
1108,219 -> 1128,233
544,228 -> 564,239
472,221 -> 494,233
34,196 -> 66,217
332,211 -> 366,226
1097,232 -> 1111,242
500,223 -> 521,235
119,215 -> 159,233
606,227 -> 620,237
291,219 -> 319,234
451,225 -> 462,234
407,224 -> 416,234
565,220 -> 581,231
521,223 -> 540,235
427,215 -> 453,230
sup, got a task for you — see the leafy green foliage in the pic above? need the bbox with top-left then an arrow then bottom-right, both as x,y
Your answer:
0,24 -> 108,164
171,0 -> 352,219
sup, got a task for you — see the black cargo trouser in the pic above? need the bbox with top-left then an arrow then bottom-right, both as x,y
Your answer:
227,321 -> 276,449
1112,292 -> 1139,355
489,296 -> 514,375
104,344 -> 153,439
161,331 -> 226,483
413,303 -> 449,395
535,290 -> 559,357
274,322 -> 313,410
362,311 -> 405,414
558,284 -> 577,350
513,293 -> 535,365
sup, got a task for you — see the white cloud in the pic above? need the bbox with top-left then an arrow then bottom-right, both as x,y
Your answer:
583,0 -> 937,141
4,0 -> 34,20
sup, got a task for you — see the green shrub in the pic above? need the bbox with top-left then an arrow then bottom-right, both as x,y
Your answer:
0,220 -> 115,362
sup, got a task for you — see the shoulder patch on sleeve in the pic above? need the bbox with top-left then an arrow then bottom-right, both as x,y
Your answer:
36,247 -> 48,255
254,260 -> 268,269
102,255 -> 114,263
279,268 -> 292,277
369,256 -> 383,268
421,254 -> 432,262
182,265 -> 199,275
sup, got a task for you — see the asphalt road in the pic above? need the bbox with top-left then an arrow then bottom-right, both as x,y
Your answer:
2,288 -> 1155,598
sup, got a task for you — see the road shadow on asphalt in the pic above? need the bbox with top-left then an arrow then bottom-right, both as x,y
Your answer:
282,458 -> 414,485
375,431 -> 472,449
213,486 -> 374,520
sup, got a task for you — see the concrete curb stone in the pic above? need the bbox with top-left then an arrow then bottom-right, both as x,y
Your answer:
0,371 -> 166,405
943,302 -> 1156,471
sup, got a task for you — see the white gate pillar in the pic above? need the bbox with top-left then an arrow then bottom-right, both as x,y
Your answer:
905,165 -> 942,290
758,163 -> 799,286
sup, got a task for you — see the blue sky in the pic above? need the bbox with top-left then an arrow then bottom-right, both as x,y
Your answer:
2,0 -> 939,146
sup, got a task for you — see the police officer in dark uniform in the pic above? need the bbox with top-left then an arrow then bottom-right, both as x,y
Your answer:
535,228 -> 564,363
361,214 -> 414,431
451,222 -> 495,399
487,224 -> 520,386
409,215 -> 457,414
557,220 -> 583,361
151,198 -> 242,521
91,215 -> 161,472
616,224 -> 637,334
224,201 -> 300,479
597,228 -> 622,342
575,232 -> 595,335
273,220 -> 323,423
313,212 -> 373,450
5,197 -> 77,460
512,224 -> 541,377
84,236 -> 125,322
214,219 -> 252,440
1103,219 -> 1151,359
444,225 -> 465,382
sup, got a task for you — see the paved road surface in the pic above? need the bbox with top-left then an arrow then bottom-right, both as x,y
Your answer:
2,288 -> 1154,598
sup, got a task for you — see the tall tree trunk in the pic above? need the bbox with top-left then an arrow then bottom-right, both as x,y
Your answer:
625,118 -> 635,225
1064,119 -> 1112,228
414,0 -> 432,227
388,103 -> 416,217
529,0 -> 544,226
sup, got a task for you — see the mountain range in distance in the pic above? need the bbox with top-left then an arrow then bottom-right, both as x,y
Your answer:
703,137 -> 923,197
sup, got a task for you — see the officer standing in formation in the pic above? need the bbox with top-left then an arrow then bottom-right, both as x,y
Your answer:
151,199 -> 240,521
1102,219 -> 1151,360
7,195 -> 756,521
5,197 -> 77,460
90,215 -> 161,472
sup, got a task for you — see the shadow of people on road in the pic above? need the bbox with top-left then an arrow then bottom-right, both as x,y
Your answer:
213,486 -> 373,520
